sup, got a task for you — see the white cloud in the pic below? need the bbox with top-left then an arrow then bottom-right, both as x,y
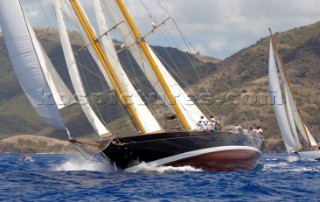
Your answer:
14,0 -> 320,59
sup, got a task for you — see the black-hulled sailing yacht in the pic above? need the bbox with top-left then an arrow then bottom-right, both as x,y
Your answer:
0,0 -> 264,172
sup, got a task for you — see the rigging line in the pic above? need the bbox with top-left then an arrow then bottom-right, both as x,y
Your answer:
116,17 -> 171,54
152,18 -> 202,85
76,58 -> 107,81
121,54 -> 159,108
94,20 -> 125,42
121,47 -> 162,96
36,0 -> 55,29
138,0 -> 157,23
76,21 -> 125,54
170,19 -> 202,79
152,46 -> 189,88
212,103 -> 227,126
159,0 -> 172,18
77,53 -> 112,127
240,110 -> 254,128
171,18 -> 197,54
71,143 -> 115,171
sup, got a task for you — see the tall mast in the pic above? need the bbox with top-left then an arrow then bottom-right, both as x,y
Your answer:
269,29 -> 312,146
114,0 -> 191,130
69,0 -> 146,134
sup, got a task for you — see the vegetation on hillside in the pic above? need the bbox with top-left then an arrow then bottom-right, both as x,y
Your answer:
194,22 -> 320,148
1,22 -> 320,152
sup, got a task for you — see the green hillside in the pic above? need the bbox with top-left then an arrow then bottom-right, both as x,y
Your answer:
0,28 -> 217,140
193,22 -> 320,149
1,22 -> 320,152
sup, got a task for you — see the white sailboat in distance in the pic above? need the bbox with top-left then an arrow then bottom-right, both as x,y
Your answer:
268,29 -> 320,160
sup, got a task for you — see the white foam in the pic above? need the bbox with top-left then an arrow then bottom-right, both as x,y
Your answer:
54,158 -> 114,172
287,155 -> 300,162
125,162 -> 202,174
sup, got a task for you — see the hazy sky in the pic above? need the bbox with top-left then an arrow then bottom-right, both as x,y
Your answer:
19,0 -> 320,59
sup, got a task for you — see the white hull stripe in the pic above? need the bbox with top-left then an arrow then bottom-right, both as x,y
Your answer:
125,146 -> 261,172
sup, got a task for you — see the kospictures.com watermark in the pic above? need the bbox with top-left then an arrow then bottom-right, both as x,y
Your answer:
33,89 -> 285,107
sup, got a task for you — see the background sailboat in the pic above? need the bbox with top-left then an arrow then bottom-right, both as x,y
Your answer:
268,29 -> 320,160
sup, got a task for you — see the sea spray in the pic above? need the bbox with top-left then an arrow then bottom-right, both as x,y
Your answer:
54,157 -> 114,172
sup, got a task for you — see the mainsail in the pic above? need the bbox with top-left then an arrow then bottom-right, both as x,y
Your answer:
93,0 -> 162,133
268,35 -> 317,152
54,0 -> 111,137
268,40 -> 299,152
68,0 -> 164,134
0,0 -> 72,130
101,0 -> 206,130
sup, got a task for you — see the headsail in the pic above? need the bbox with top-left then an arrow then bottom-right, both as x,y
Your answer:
54,0 -> 111,137
27,17 -> 74,110
0,0 -> 70,130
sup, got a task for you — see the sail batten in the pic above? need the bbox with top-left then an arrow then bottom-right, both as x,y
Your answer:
0,0 -> 67,130
54,0 -> 111,137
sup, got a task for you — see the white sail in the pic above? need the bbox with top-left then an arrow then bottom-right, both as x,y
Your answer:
93,0 -> 162,133
27,17 -> 74,110
304,125 -> 317,146
268,40 -> 299,152
273,40 -> 317,147
54,0 -> 111,137
102,0 -> 206,130
275,55 -> 301,148
147,45 -> 205,129
0,0 -> 66,129
61,0 -> 114,90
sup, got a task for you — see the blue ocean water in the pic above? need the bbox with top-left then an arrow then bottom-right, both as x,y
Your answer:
1,153 -> 320,201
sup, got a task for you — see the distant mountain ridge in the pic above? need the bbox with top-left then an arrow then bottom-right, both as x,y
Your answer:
0,28 -> 217,140
1,22 -> 320,152
193,22 -> 320,148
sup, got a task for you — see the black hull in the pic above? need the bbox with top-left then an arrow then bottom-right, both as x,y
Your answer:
100,131 -> 264,172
